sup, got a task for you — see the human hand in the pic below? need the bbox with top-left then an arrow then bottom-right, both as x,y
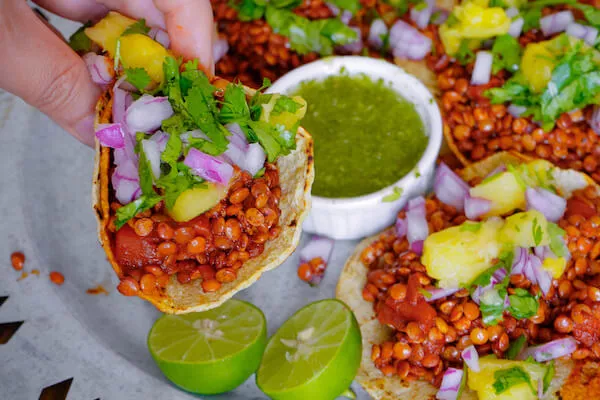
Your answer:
0,0 -> 215,147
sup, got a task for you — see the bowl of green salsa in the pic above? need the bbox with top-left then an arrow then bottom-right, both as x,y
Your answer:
267,56 -> 442,239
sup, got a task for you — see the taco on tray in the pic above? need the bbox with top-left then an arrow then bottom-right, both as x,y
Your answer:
84,12 -> 313,313
337,152 -> 600,399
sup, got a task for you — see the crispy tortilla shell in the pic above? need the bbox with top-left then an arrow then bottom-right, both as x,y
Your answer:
336,151 -> 599,399
93,83 -> 314,314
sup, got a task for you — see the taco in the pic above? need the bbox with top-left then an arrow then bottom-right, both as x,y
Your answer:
336,152 -> 600,399
85,12 -> 313,313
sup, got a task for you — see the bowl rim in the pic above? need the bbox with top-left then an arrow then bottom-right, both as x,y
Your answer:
267,56 -> 443,210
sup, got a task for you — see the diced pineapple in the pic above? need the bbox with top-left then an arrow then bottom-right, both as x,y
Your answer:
85,11 -> 137,56
543,257 -> 567,279
260,95 -> 307,130
119,34 -> 170,83
470,170 -> 526,216
521,42 -> 556,93
168,184 -> 228,222
499,210 -> 549,248
422,218 -> 503,288
467,357 -> 546,400
518,160 -> 555,189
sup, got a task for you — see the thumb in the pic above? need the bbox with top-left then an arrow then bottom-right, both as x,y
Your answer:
0,2 -> 101,147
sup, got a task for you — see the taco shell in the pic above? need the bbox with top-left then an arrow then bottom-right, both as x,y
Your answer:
93,83 -> 314,314
336,151 -> 599,399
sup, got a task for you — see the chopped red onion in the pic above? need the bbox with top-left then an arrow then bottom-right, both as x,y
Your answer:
524,254 -> 541,284
518,337 -> 578,362
511,247 -> 529,276
471,51 -> 493,85
83,53 -> 114,86
461,345 -> 480,372
245,143 -> 267,176
95,123 -> 125,148
148,27 -> 171,49
566,22 -> 598,46
181,129 -> 210,145
141,139 -> 162,179
436,368 -> 463,400
505,7 -> 519,18
426,287 -> 459,302
508,104 -> 527,118
213,38 -> 229,63
589,106 -> 600,135
431,8 -> 449,25
226,125 -> 249,150
115,180 -> 141,205
222,141 -> 246,169
326,2 -> 340,16
534,261 -> 552,295
396,217 -> 407,237
368,19 -> 388,49
390,20 -> 432,61
406,196 -> 429,254
410,0 -> 434,30
150,131 -> 169,153
411,240 -> 424,254
434,162 -> 470,211
540,11 -> 574,37
299,235 -> 334,262
184,148 -> 234,185
526,187 -> 567,222
112,160 -> 140,204
126,95 -> 174,133
464,194 -> 492,220
508,17 -> 524,38
493,267 -> 507,282
534,245 -> 552,261
338,26 -> 363,54
340,10 -> 352,25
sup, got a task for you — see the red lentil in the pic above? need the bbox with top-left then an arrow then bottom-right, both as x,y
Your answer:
10,252 -> 25,271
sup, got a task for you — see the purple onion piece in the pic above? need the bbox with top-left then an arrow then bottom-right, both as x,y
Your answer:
434,162 -> 470,211
461,345 -> 480,372
518,337 -> 578,362
540,11 -> 574,37
184,148 -> 234,185
299,235 -> 335,265
436,368 -> 463,400
471,51 -> 493,85
368,19 -> 388,49
526,187 -> 567,222
125,94 -> 174,133
95,123 -> 125,148
464,195 -> 492,220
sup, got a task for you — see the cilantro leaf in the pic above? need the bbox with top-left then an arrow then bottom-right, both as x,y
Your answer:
237,0 -> 266,21
486,78 -> 536,106
327,0 -> 361,14
68,23 -> 92,53
125,68 -> 151,91
418,288 -> 432,299
522,8 -> 542,32
460,222 -> 482,232
491,34 -> 522,74
248,120 -> 283,162
493,367 -> 536,396
269,0 -> 304,9
115,195 -> 161,229
480,288 -> 506,325
220,83 -> 251,124
271,96 -> 302,116
470,263 -> 503,292
382,187 -> 404,202
185,86 -> 229,154
547,222 -> 568,258
455,40 -> 476,65
138,145 -> 157,193
122,19 -> 151,36
532,217 -> 543,246
575,4 -> 600,28
543,361 -> 555,394
506,334 -> 527,360
156,163 -> 206,210
508,288 -> 539,320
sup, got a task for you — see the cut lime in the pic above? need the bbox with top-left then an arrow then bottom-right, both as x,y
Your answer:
148,299 -> 267,395
256,299 -> 362,400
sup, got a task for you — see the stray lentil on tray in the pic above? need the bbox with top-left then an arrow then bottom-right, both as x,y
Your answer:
111,164 -> 283,297
360,186 -> 600,386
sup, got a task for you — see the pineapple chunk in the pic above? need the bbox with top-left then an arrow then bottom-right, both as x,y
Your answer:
518,160 -> 555,190
499,210 -> 549,248
260,95 -> 307,130
543,257 -> 567,279
470,170 -> 526,216
168,184 -> 228,222
467,357 -> 546,400
119,34 -> 170,83
422,218 -> 503,288
85,11 -> 137,56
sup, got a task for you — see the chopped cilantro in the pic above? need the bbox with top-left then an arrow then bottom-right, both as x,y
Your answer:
543,361 -> 555,394
122,19 -> 151,36
507,164 -> 527,190
138,146 -> 157,192
68,23 -> 92,53
115,195 -> 161,229
156,163 -> 207,210
382,187 -> 404,202
547,222 -> 568,258
522,7 -> 542,32
460,222 -> 482,232
508,288 -> 539,320
470,264 -> 503,293
575,4 -> 600,28
455,40 -> 476,65
219,83 -> 251,124
493,366 -> 536,396
491,34 -> 522,74
414,169 -> 421,178
125,68 -> 151,91
418,288 -> 432,299
271,96 -> 302,116
532,217 -> 543,246
506,334 -> 527,360
480,288 -> 506,326
254,167 -> 266,178
327,0 -> 361,14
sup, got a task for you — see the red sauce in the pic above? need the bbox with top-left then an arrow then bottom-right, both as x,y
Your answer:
376,274 -> 437,331
573,316 -> 600,348
565,196 -> 597,219
114,225 -> 162,270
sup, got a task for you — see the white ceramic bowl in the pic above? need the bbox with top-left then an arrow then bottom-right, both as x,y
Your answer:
268,56 -> 443,240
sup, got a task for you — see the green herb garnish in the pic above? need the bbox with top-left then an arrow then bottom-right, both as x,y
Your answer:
491,34 -> 522,74
455,40 -> 476,65
506,334 -> 527,360
125,68 -> 152,91
493,366 -> 536,396
547,222 -> 568,258
382,187 -> 404,202
532,217 -> 543,247
68,23 -> 92,53
460,222 -> 483,232
115,195 -> 161,229
508,288 -> 539,320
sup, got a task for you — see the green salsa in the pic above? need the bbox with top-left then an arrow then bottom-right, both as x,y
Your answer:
293,73 -> 428,198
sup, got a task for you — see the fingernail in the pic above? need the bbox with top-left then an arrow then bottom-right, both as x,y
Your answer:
75,114 -> 96,147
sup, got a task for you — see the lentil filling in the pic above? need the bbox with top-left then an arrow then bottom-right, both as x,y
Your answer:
109,164 -> 283,297
360,185 -> 600,386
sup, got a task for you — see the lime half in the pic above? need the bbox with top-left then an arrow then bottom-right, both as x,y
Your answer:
257,299 -> 362,400
148,299 -> 267,395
